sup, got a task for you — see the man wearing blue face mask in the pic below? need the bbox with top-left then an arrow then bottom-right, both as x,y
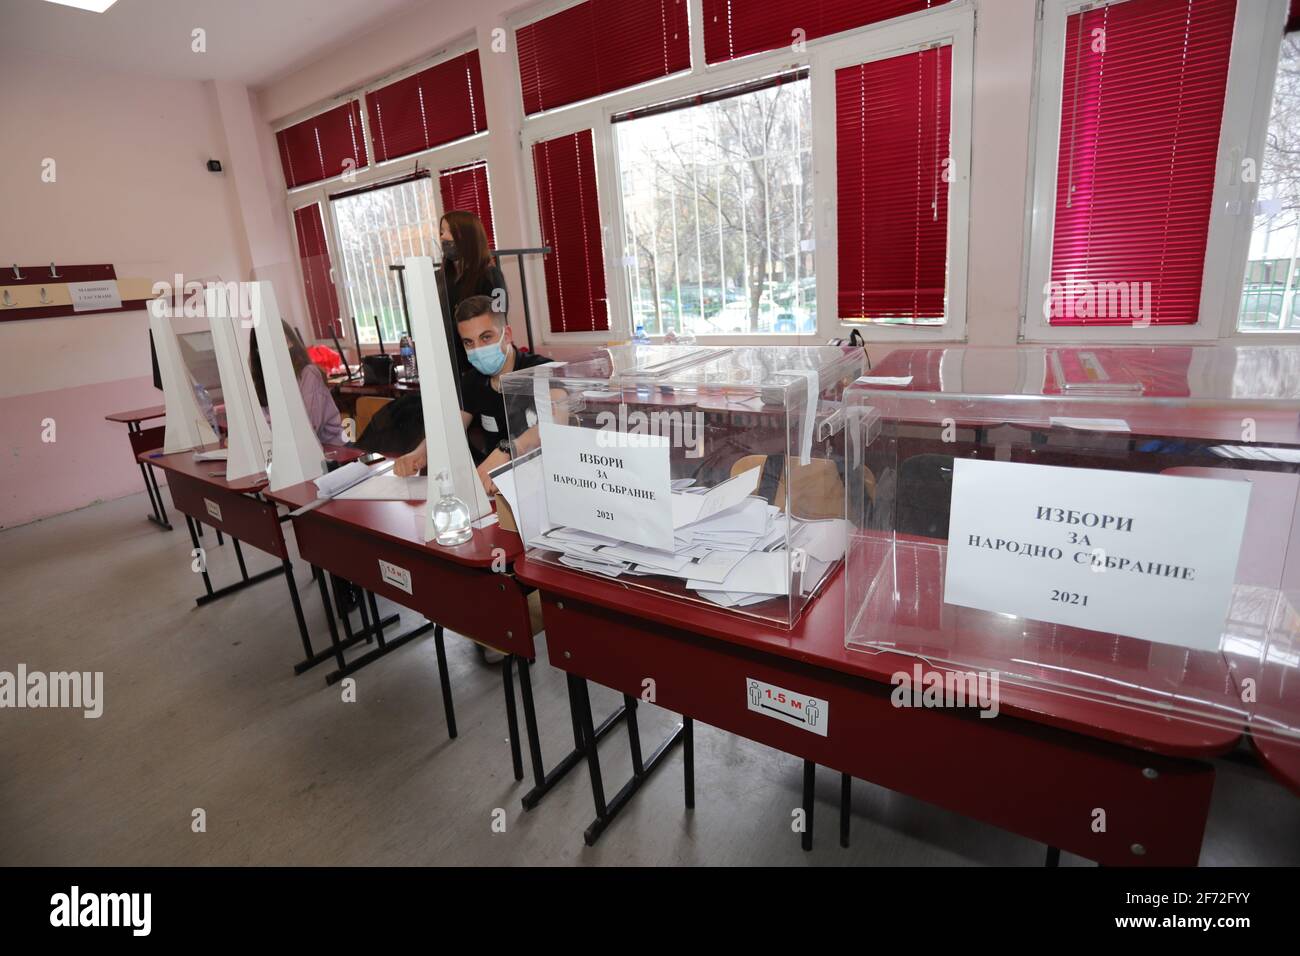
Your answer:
393,295 -> 551,493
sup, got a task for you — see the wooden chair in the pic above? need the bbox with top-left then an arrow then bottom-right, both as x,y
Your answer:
354,396 -> 393,441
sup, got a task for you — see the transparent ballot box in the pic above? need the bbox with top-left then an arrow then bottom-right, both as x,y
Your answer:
500,345 -> 865,628
845,346 -> 1300,744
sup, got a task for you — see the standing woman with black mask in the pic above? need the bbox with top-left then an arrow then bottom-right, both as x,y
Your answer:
440,210 -> 508,372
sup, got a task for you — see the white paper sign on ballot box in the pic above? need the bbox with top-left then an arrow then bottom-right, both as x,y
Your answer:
943,459 -> 1252,652
539,421 -> 674,551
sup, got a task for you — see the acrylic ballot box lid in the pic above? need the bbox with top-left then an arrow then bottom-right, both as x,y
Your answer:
499,345 -> 865,628
845,345 -> 1300,746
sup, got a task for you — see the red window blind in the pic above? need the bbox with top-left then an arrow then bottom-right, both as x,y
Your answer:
532,130 -> 608,333
292,204 -> 340,339
836,44 -> 952,322
276,100 -> 368,189
1289,0 -> 1300,32
517,0 -> 690,115
703,0 -> 948,64
366,51 -> 487,164
439,162 -> 497,250
1049,0 -> 1236,327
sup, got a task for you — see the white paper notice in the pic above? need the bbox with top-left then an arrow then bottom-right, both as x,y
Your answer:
539,421 -> 674,551
68,280 -> 122,313
944,459 -> 1252,651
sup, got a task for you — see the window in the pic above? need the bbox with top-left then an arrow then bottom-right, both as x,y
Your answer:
329,175 -> 440,344
365,51 -> 487,164
836,45 -> 952,325
1237,24 -> 1300,332
292,203 -> 341,339
615,73 -> 814,336
702,0 -> 949,65
276,100 -> 368,189
1029,0 -> 1237,331
517,0 -> 691,115
439,161 -> 497,250
532,130 -> 609,333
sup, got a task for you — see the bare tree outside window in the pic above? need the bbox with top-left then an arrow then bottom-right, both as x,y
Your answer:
332,178 -> 440,344
1240,34 -> 1300,332
616,77 -> 815,337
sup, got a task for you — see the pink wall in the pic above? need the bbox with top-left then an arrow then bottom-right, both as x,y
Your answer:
0,49 -> 250,528
0,377 -> 164,528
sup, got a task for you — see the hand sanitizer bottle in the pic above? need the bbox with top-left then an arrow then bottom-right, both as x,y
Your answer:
432,470 -> 472,546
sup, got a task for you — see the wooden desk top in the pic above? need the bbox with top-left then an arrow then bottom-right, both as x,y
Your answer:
515,555 -> 1243,758
266,479 -> 523,570
139,444 -> 364,495
105,404 -> 166,425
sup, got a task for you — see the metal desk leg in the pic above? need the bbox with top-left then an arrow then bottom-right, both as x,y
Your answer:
433,624 -> 457,739
516,661 -> 625,812
802,760 -> 816,852
840,773 -> 851,849
684,717 -> 695,810
185,515 -> 215,599
502,656 -> 524,781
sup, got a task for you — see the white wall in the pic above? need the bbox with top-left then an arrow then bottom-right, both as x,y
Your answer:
0,49 -> 250,527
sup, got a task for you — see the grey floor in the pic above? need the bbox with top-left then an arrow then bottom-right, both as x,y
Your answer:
1,488 -> 1297,867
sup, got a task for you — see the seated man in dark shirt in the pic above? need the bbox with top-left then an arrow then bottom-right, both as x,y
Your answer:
394,295 -> 552,493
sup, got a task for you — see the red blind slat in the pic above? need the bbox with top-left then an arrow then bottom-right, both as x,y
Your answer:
292,204 -> 340,339
532,130 -> 608,333
517,0 -> 690,115
439,162 -> 497,250
276,100 -> 368,189
702,0 -> 948,64
1288,0 -> 1300,32
1049,0 -> 1236,327
366,51 -> 487,164
836,45 -> 952,321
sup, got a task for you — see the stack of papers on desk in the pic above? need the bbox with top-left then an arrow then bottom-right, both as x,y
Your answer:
336,473 -> 426,501
524,462 -> 848,608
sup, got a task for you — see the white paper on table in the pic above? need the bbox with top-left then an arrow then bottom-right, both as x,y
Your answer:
1208,444 -> 1300,463
856,375 -> 913,387
1048,416 -> 1131,433
944,458 -> 1251,652
790,518 -> 848,563
540,421 -> 673,550
337,474 -> 427,501
687,550 -> 790,596
672,466 -> 762,528
314,460 -> 375,497
682,549 -> 748,584
595,543 -> 693,573
193,449 -> 229,461
558,554 -> 625,577
671,478 -> 698,490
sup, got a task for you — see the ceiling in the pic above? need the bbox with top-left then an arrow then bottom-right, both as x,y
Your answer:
0,0 -> 429,87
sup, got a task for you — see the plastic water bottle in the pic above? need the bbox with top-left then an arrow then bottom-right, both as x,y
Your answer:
632,322 -> 650,345
399,332 -> 417,382
432,470 -> 472,546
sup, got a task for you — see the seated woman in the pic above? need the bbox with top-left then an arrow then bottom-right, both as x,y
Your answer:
248,319 -> 345,446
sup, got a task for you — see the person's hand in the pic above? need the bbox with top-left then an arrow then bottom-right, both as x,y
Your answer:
476,459 -> 499,495
476,448 -> 510,495
393,443 -> 427,477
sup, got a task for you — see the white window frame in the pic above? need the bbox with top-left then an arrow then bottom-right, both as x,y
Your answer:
1021,0 -> 1284,343
809,5 -> 974,343
511,0 -> 974,347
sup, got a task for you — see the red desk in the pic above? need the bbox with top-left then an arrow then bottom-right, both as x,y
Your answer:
105,404 -> 170,530
518,555 -> 1240,863
141,445 -> 366,674
265,482 -> 615,802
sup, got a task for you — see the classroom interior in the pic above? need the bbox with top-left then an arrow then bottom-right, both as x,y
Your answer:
2,0 -> 1299,870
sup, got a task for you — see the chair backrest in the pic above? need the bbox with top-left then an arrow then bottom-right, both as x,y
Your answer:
355,396 -> 393,439
730,454 -> 845,520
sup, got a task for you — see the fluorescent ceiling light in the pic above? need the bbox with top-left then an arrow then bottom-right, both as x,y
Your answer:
42,0 -> 120,12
